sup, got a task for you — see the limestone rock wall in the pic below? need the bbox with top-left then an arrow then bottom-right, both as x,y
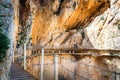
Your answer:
17,0 -> 109,48
0,0 -> 14,80
86,0 -> 120,50
16,0 -> 119,50
24,55 -> 116,80
14,0 -> 120,80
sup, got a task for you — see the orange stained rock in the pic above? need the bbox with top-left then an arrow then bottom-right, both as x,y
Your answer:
64,0 -> 109,29
22,0 -> 109,47
31,11 -> 50,45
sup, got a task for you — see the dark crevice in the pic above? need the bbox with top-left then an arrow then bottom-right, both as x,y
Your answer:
97,1 -> 110,11
19,0 -> 26,7
72,55 -> 85,61
54,0 -> 64,15
53,5 -> 61,15
58,74 -> 67,80
39,0 -> 45,7
73,2 -> 76,9
108,16 -> 115,24
19,0 -> 30,26
39,0 -> 54,7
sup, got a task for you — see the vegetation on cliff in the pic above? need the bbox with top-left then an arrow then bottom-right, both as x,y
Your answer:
0,30 -> 10,62
0,1 -> 11,62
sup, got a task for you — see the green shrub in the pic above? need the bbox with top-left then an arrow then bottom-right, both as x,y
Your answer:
1,3 -> 12,8
100,16 -> 104,20
0,19 -> 3,27
77,28 -> 85,39
81,30 -> 84,39
0,31 -> 10,62
118,24 -> 120,30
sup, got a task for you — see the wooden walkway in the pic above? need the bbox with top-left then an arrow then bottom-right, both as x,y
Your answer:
10,64 -> 37,80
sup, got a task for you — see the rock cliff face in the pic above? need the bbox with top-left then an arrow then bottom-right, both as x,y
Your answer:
26,55 -> 115,80
28,0 -> 120,51
86,0 -> 120,50
30,0 -> 110,49
17,0 -> 110,49
13,0 -> 120,80
0,0 -> 14,80
14,0 -> 120,50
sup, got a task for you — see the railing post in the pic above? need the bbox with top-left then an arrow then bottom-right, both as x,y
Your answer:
39,50 -> 40,80
12,48 -> 14,63
24,43 -> 26,70
41,48 -> 44,80
54,54 -> 58,80
114,71 -> 116,80
72,50 -> 75,54
115,72 -> 120,80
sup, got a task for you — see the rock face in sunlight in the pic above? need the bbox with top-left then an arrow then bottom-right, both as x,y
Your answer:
0,0 -> 14,80
86,0 -> 120,50
14,0 -> 120,80
29,0 -> 110,48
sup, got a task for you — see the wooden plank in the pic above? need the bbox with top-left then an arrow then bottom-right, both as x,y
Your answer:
10,76 -> 35,79
10,64 -> 37,80
10,77 -> 36,80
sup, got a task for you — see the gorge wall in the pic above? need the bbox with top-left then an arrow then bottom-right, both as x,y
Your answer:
13,0 -> 120,80
0,0 -> 14,80
30,0 -> 110,49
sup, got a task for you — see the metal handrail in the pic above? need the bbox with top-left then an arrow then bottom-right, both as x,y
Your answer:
26,48 -> 120,56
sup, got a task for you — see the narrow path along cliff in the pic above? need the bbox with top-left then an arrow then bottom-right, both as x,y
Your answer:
0,0 -> 120,80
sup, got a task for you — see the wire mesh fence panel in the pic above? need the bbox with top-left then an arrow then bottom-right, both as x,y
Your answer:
58,56 -> 120,80
14,49 -> 120,80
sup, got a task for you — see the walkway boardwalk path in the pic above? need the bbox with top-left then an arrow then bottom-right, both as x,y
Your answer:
10,64 -> 37,80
